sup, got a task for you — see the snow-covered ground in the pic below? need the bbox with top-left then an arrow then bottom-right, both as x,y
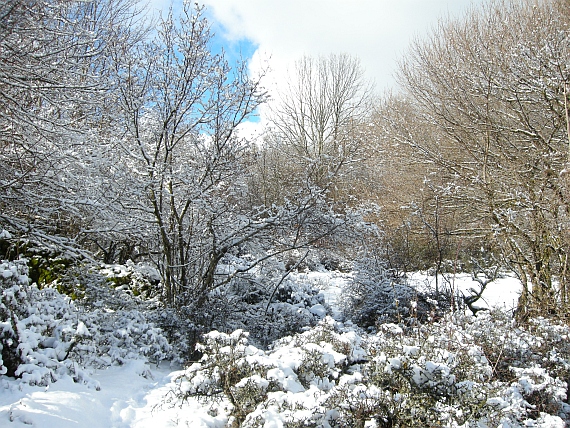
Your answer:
408,271 -> 522,312
0,269 -> 524,427
291,269 -> 522,319
0,361 -> 228,428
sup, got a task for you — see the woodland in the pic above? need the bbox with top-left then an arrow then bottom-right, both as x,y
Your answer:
2,0 -> 570,426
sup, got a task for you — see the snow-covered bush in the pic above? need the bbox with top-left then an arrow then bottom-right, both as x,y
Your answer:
171,319 -> 367,426
352,312 -> 570,427
0,231 -> 83,297
169,329 -> 278,426
342,256 -> 452,327
98,261 -> 161,298
0,259 -> 173,387
168,268 -> 329,355
452,311 -> 570,424
282,248 -> 352,274
77,308 -> 173,367
357,320 -> 492,426
0,259 -> 30,377
169,313 -> 570,427
0,259 -> 97,386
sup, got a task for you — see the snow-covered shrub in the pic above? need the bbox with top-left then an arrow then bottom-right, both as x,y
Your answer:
172,318 -> 367,426
0,259 -> 30,377
0,259 -> 97,386
98,261 -> 161,298
171,329 -> 280,426
458,311 -> 570,385
53,266 -> 174,367
342,256 -> 451,327
274,279 -> 326,308
356,319 -> 494,426
0,259 -> 173,387
449,311 -> 570,424
358,311 -> 570,427
149,307 -> 200,362
0,231 -> 85,294
169,313 -> 570,427
170,270 -> 329,355
76,308 -> 173,367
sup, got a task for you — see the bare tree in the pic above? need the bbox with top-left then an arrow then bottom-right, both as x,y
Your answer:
391,0 -> 570,316
108,4 -> 355,309
265,54 -> 375,202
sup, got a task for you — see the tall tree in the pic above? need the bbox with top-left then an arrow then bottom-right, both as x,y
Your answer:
0,0 -> 145,239
110,4 -> 351,308
391,0 -> 570,316
262,53 -> 375,204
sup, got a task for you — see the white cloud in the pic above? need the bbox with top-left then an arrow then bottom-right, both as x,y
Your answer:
200,0 -> 483,94
149,0 -> 484,137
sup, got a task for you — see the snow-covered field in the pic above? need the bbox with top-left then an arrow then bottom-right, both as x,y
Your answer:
291,269 -> 522,318
0,270 -> 528,427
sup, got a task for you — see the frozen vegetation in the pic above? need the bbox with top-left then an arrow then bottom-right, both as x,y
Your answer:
2,0 -> 570,426
2,238 -> 570,427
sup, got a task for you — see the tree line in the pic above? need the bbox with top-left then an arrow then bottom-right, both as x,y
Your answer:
2,0 -> 570,320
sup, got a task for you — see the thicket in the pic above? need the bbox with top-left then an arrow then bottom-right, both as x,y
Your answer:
167,314 -> 570,427
0,258 -> 172,384
0,0 -> 370,321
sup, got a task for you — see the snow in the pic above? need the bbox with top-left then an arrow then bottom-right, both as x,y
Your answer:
266,367 -> 305,393
407,271 -> 522,311
76,321 -> 90,337
309,303 -> 327,317
0,362 -> 229,428
1,362 -> 156,427
0,266 -> 537,427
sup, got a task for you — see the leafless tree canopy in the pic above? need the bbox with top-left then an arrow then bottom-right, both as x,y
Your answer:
3,0 -> 570,320
380,0 -> 570,316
